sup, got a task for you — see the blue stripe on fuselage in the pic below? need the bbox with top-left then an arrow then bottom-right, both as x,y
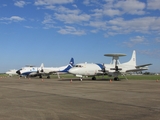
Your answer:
21,71 -> 37,76
96,63 -> 103,70
59,65 -> 72,72
21,72 -> 33,76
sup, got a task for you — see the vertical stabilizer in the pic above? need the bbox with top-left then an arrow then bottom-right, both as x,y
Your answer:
124,50 -> 136,66
40,63 -> 44,69
38,63 -> 44,72
69,58 -> 74,66
61,58 -> 74,72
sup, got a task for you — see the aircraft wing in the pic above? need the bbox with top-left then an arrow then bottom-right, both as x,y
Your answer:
48,71 -> 59,74
40,71 -> 56,75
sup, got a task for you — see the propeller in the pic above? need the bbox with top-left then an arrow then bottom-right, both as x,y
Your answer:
102,63 -> 106,72
16,69 -> 22,75
98,63 -> 107,74
110,59 -> 122,81
110,58 -> 122,72
37,67 -> 44,74
37,63 -> 44,73
110,65 -> 122,72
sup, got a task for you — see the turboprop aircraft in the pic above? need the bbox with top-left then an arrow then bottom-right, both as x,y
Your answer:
6,69 -> 18,76
69,63 -> 105,81
16,58 -> 74,79
39,58 -> 74,78
69,50 -> 152,81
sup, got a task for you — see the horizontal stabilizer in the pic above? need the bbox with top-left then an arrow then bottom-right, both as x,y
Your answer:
126,68 -> 148,72
136,63 -> 152,68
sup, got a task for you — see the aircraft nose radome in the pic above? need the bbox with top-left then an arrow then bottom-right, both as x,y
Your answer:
16,70 -> 21,75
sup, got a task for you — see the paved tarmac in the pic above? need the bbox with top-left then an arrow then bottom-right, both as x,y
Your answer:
0,76 -> 160,120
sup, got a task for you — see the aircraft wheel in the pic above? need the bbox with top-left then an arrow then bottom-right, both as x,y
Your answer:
92,76 -> 96,80
80,78 -> 82,81
114,77 -> 119,81
47,76 -> 50,79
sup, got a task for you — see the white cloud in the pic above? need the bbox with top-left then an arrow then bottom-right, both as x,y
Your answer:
123,36 -> 146,47
91,9 -> 103,18
114,0 -> 146,15
14,1 -> 27,8
31,0 -> 160,37
155,38 -> 160,42
24,26 -> 34,29
72,4 -> 77,8
55,6 -> 80,14
83,0 -> 90,5
147,0 -> 160,10
83,0 -> 100,6
45,5 -> 56,10
54,13 -> 90,24
88,21 -> 107,30
0,16 -> 25,22
58,26 -> 86,35
42,14 -> 55,24
107,17 -> 160,35
42,14 -> 57,29
91,0 -> 145,18
46,6 -> 89,24
103,9 -> 121,17
35,0 -> 74,6
138,49 -> 160,58
3,4 -> 7,7
9,16 -> 25,21
130,36 -> 145,43
91,1 -> 122,17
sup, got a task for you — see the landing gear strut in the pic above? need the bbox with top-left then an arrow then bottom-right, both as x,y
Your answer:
80,78 -> 82,81
39,75 -> 42,78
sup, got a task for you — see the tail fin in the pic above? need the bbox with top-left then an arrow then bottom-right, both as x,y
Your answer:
124,50 -> 136,66
40,63 -> 44,69
61,58 -> 74,72
38,63 -> 44,72
69,58 -> 74,66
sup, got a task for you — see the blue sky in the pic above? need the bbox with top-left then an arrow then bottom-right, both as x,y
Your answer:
0,0 -> 160,73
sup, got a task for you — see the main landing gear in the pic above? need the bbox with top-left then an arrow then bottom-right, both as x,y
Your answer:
92,76 -> 96,80
114,77 -> 119,81
47,76 -> 50,79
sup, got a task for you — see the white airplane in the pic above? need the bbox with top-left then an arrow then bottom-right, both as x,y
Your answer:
39,58 -> 74,78
16,58 -> 74,79
6,69 -> 18,76
69,50 -> 152,81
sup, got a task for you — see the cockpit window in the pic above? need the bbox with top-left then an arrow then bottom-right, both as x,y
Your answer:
74,65 -> 83,67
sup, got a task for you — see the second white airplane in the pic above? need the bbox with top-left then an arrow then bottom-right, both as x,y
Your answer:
39,58 -> 74,78
6,69 -> 18,77
69,50 -> 152,81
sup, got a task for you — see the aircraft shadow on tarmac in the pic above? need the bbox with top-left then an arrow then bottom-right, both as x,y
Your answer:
58,78 -> 126,81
